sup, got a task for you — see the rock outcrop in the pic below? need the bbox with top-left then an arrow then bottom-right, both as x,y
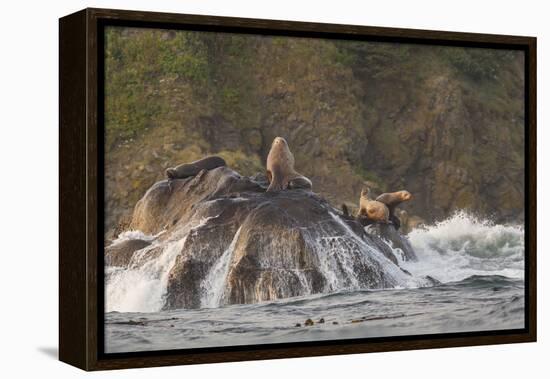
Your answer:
107,167 -> 428,310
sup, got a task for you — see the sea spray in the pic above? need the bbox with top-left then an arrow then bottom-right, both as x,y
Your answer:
106,237 -> 185,312
106,215 -> 220,312
106,209 -> 524,312
200,227 -> 242,308
327,212 -> 427,288
109,230 -> 164,246
309,213 -> 428,290
402,211 -> 524,283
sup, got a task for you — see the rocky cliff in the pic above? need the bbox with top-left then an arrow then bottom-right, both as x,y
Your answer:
104,27 -> 525,235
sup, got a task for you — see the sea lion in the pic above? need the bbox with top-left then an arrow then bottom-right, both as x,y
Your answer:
288,175 -> 313,190
357,187 -> 389,224
266,137 -> 312,192
342,203 -> 350,217
165,156 -> 226,179
375,190 -> 412,229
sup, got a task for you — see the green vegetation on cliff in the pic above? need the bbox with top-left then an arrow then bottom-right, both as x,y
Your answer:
104,26 -> 525,233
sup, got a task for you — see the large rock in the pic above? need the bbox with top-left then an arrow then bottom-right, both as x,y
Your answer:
112,167 -> 426,309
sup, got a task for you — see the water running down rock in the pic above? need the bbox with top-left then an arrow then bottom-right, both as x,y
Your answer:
105,166 -> 427,312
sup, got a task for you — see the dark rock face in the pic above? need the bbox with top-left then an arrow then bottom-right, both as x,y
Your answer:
366,223 -> 417,261
105,239 -> 151,267
111,167 -> 426,310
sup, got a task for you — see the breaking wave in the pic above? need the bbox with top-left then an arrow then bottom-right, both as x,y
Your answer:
105,210 -> 524,313
401,211 -> 524,283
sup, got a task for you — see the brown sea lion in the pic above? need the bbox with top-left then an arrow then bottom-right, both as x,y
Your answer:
266,137 -> 312,192
375,190 -> 412,229
357,187 -> 389,224
165,156 -> 226,179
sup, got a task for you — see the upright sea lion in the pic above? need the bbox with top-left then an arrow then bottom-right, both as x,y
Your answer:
357,187 -> 389,224
375,190 -> 412,229
165,156 -> 226,180
266,137 -> 312,192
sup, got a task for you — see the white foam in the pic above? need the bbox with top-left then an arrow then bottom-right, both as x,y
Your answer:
105,237 -> 185,312
109,230 -> 163,246
105,209 -> 524,312
200,227 -> 242,308
313,212 -> 427,290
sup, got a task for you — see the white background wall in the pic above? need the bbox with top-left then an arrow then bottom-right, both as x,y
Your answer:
0,0 -> 546,377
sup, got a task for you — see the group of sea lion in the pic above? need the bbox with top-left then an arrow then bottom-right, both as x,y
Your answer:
165,136 -> 411,229
357,187 -> 412,229
164,136 -> 312,191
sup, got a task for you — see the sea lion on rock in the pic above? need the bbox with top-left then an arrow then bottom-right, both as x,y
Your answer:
375,190 -> 412,230
288,175 -> 313,190
357,187 -> 389,224
165,156 -> 226,179
266,137 -> 312,192
342,203 -> 350,217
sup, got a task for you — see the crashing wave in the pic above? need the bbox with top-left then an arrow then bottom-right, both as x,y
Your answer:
401,211 -> 524,283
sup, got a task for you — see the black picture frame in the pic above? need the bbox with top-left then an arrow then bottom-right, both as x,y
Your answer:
59,7 -> 537,371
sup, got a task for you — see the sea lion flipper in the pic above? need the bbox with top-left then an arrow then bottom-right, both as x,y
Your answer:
266,175 -> 286,192
390,214 -> 401,230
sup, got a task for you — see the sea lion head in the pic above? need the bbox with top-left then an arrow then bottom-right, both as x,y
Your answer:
398,190 -> 412,201
272,136 -> 289,149
165,168 -> 176,179
360,187 -> 370,198
269,137 -> 293,159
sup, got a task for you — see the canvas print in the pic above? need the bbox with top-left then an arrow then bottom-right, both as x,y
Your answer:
103,26 -> 525,354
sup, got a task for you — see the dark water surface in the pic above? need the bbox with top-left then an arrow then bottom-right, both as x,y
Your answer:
105,275 -> 524,353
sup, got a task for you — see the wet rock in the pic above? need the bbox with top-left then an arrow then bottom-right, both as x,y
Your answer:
425,275 -> 441,286
127,167 -> 424,310
105,239 -> 151,267
132,169 -> 265,235
318,318 -> 325,324
295,323 -> 301,327
112,320 -> 147,326
366,223 -> 417,261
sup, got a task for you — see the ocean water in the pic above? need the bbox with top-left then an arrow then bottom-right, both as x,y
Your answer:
104,212 -> 525,353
